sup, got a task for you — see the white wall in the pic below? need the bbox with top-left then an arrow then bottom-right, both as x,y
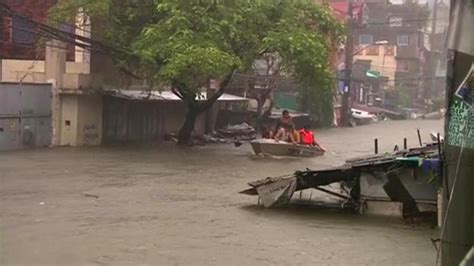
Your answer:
1,59 -> 91,85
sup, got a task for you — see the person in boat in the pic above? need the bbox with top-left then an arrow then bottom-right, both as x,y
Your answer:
261,127 -> 272,139
289,125 -> 300,144
273,125 -> 288,141
299,125 -> 327,151
273,124 -> 300,144
272,110 -> 295,140
276,109 -> 294,130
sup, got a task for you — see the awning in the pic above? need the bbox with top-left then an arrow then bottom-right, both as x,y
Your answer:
366,70 -> 381,78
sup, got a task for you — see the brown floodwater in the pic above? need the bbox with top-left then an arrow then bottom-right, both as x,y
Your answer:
0,120 -> 442,265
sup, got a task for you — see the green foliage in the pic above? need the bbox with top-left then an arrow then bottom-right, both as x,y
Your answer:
398,89 -> 412,107
390,86 -> 416,108
299,70 -> 336,127
49,0 -> 110,23
50,0 -> 343,124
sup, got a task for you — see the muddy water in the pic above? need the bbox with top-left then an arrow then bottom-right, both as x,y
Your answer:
0,120 -> 442,265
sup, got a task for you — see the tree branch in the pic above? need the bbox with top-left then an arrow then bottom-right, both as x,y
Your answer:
248,90 -> 259,100
171,87 -> 184,100
119,67 -> 143,80
245,77 -> 259,100
197,70 -> 235,112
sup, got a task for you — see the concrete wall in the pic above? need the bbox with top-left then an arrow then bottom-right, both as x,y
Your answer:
103,97 -> 206,144
0,10 -> 101,148
58,94 -> 103,146
62,73 -> 92,89
77,95 -> 103,146
66,62 -> 91,74
1,60 -> 46,83
1,59 -> 91,87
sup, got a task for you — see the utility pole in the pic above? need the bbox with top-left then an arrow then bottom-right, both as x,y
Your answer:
341,0 -> 354,126
441,51 -> 474,266
440,0 -> 474,264
428,0 -> 439,111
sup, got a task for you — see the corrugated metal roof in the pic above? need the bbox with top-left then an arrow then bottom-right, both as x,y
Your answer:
105,89 -> 249,102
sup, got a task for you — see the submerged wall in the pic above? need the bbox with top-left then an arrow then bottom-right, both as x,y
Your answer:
102,97 -> 206,144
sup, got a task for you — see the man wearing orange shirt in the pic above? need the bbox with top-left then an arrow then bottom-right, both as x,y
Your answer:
299,125 -> 326,151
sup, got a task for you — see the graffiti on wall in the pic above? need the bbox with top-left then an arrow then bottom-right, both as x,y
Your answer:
447,100 -> 474,148
83,123 -> 99,145
447,65 -> 473,149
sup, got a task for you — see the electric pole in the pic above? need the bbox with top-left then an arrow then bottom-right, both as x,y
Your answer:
441,51 -> 474,266
341,0 -> 354,126
440,0 -> 474,264
428,0 -> 438,111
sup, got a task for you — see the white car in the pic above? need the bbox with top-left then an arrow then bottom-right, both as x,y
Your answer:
351,108 -> 377,121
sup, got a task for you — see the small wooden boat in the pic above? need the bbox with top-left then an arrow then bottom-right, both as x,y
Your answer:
250,139 -> 325,157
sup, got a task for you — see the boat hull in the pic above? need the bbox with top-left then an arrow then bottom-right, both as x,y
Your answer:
250,139 -> 325,157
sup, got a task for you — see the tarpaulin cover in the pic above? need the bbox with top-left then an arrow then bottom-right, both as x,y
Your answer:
256,177 -> 297,207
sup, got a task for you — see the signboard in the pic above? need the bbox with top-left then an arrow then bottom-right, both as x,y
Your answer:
447,64 -> 474,148
454,64 -> 473,107
366,70 -> 380,78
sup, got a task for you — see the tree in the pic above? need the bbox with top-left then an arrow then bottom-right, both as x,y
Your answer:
233,54 -> 285,133
50,0 -> 343,144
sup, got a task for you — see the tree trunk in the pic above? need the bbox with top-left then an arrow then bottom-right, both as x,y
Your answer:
177,106 -> 198,145
174,71 -> 235,146
256,97 -> 264,134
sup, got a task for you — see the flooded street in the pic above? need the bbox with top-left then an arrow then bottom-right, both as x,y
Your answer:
0,120 -> 442,265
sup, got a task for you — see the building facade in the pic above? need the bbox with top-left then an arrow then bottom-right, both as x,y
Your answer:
351,0 -> 430,107
0,1 -> 249,149
1,0 -> 103,148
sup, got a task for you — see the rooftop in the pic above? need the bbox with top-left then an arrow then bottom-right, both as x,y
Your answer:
105,89 -> 249,102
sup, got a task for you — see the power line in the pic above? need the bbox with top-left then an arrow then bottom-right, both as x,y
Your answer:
235,72 -> 440,83
3,2 -> 137,54
1,26 -> 93,54
0,3 -> 128,57
47,15 -> 95,40
361,17 -> 449,26
3,0 -> 96,37
337,76 -> 442,82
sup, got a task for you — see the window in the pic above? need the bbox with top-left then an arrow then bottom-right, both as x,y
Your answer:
397,34 -> 410,46
12,17 -> 36,44
397,60 -> 410,72
359,34 -> 373,45
389,17 -> 402,27
1,17 -> 12,44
